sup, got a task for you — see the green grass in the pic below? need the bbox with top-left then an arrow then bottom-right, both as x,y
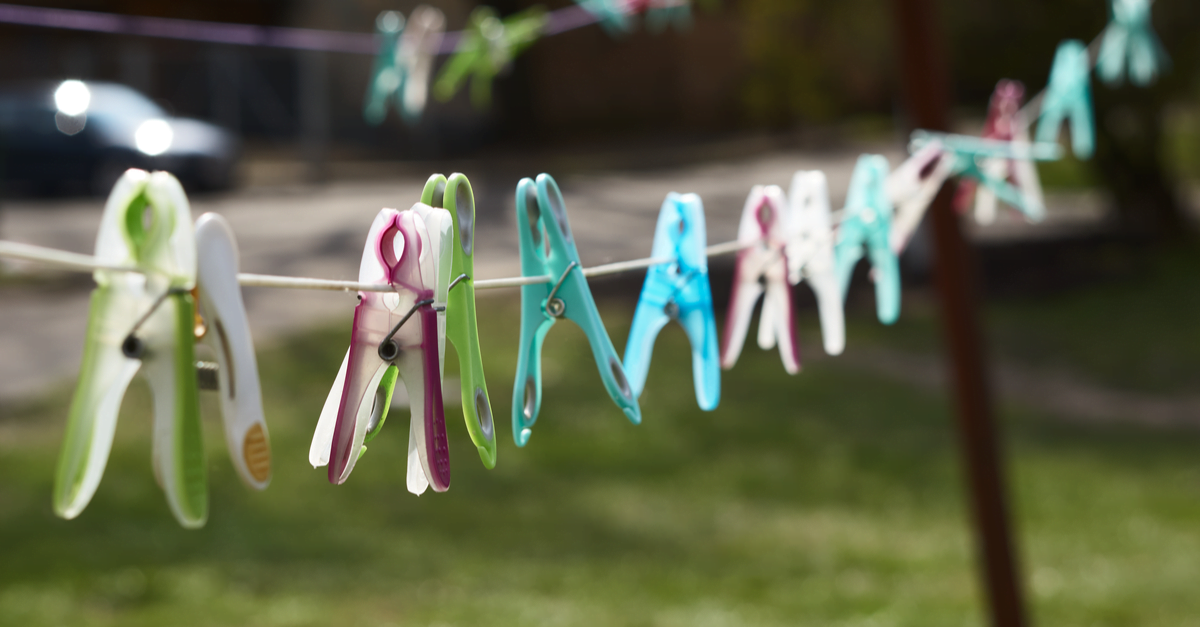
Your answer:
3,277 -> 1200,626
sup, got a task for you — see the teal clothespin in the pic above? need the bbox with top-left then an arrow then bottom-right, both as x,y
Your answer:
362,7 -> 446,125
363,11 -> 405,125
833,155 -> 901,325
512,173 -> 641,446
909,130 -> 1056,222
643,0 -> 692,33
575,0 -> 633,37
432,6 -> 547,109
1036,40 -> 1095,160
1097,0 -> 1169,87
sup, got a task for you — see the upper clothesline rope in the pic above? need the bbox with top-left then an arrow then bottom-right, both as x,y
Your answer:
0,2 -> 602,55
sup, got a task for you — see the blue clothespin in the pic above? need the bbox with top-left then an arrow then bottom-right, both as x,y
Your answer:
623,193 -> 719,411
1098,0 -> 1169,87
575,0 -> 633,37
512,174 -> 641,446
1036,40 -> 1095,160
362,7 -> 446,125
833,155 -> 900,325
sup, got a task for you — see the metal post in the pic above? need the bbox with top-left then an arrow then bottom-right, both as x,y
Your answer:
888,1 -> 1029,626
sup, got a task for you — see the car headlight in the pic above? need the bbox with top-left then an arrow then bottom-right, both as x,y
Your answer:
135,119 -> 173,156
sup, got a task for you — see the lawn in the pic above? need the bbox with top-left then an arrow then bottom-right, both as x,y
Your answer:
3,256 -> 1200,626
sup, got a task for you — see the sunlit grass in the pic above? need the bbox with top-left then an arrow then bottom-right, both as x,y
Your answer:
3,284 -> 1200,626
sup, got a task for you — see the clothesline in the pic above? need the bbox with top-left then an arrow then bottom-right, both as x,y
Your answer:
0,237 -> 755,293
0,2 -> 606,56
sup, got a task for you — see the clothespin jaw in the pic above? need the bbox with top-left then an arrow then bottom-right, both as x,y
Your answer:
421,173 -> 497,469
721,185 -> 800,374
194,213 -> 271,491
433,6 -> 548,109
786,171 -> 845,356
1036,39 -> 1095,160
834,155 -> 901,326
623,192 -> 719,410
310,209 -> 449,493
55,169 -> 207,528
512,173 -> 641,447
1098,0 -> 1169,87
575,0 -> 633,37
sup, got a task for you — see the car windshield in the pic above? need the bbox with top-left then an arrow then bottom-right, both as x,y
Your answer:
85,83 -> 166,120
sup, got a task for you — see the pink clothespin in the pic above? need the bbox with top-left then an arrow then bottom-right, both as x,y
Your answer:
953,80 -> 1044,225
721,185 -> 799,374
310,208 -> 449,493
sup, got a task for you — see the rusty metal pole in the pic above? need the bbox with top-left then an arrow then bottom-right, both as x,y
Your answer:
888,1 -> 1029,626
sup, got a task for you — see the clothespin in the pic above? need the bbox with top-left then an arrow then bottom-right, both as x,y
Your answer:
907,130 -> 1059,224
54,169 -> 207,528
627,0 -> 692,33
1097,0 -> 1169,86
949,80 -> 1045,225
785,171 -> 845,356
721,185 -> 800,374
433,6 -> 547,109
1036,40 -> 1095,160
363,7 -> 445,125
574,0 -> 633,37
623,192 -> 719,410
194,213 -> 271,491
886,140 -> 955,253
512,173 -> 641,446
834,155 -> 900,326
310,208 -> 450,494
420,173 -> 497,468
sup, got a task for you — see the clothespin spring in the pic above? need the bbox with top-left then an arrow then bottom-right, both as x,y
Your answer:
378,298 -> 435,361
121,287 -> 189,359
545,261 -> 578,317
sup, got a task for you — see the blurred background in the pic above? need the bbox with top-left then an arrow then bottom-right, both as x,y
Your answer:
2,0 -> 1200,625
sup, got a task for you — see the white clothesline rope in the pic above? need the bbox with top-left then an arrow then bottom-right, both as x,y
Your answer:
0,238 -> 757,293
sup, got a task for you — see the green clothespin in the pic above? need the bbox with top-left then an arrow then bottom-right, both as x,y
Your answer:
421,173 -> 497,468
55,169 -> 207,528
1036,40 -> 1095,160
433,6 -> 548,109
363,7 -> 446,125
1097,0 -> 1169,87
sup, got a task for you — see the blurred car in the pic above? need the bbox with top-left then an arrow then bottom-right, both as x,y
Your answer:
0,80 -> 238,195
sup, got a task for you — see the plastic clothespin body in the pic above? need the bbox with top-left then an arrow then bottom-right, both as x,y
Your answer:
721,185 -> 799,374
1036,40 -> 1095,160
421,173 -> 497,468
363,7 -> 446,125
786,171 -> 844,356
575,0 -> 633,36
310,209 -> 449,495
623,193 -> 719,410
834,155 -> 900,325
512,173 -> 641,446
953,80 -> 1045,225
886,141 -> 955,253
55,169 -> 206,528
194,213 -> 271,491
433,6 -> 547,108
1098,0 -> 1169,86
